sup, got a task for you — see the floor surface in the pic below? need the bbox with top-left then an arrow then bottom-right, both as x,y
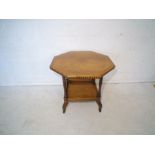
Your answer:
0,83 -> 155,134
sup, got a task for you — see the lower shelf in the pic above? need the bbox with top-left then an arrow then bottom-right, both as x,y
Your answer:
68,80 -> 97,101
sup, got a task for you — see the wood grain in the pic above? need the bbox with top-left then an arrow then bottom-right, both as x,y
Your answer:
50,51 -> 115,79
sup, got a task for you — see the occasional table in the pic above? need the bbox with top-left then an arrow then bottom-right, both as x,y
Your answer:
50,51 -> 115,113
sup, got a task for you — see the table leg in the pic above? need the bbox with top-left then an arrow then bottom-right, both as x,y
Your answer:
96,77 -> 103,112
62,76 -> 68,113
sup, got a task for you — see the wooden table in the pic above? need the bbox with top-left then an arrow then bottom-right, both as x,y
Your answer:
50,51 -> 115,113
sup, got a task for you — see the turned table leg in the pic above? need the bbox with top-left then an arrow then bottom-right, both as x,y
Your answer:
96,77 -> 103,112
62,76 -> 68,113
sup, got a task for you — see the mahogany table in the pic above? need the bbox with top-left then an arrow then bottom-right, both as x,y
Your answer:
50,51 -> 115,113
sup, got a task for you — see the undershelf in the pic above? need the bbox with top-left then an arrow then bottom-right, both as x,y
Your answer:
68,80 -> 97,101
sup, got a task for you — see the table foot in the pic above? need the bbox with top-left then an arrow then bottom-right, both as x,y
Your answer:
96,98 -> 102,112
62,101 -> 68,113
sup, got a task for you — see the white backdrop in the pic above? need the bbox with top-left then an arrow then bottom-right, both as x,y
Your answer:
0,19 -> 155,86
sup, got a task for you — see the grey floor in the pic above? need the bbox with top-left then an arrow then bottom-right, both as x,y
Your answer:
0,83 -> 155,135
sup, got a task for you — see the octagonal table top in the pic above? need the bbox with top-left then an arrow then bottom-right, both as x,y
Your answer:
50,51 -> 115,79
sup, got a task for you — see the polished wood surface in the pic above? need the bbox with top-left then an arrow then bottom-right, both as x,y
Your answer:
50,51 -> 115,79
50,51 -> 115,113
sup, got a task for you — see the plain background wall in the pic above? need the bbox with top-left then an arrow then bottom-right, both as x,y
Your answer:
0,19 -> 155,86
